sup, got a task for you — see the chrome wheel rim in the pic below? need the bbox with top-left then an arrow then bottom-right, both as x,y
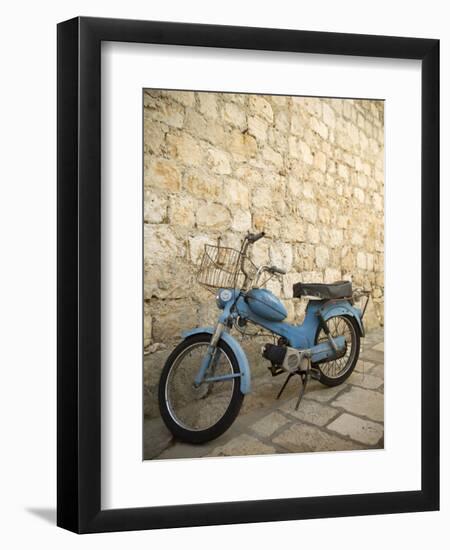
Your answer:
317,317 -> 357,379
164,343 -> 235,432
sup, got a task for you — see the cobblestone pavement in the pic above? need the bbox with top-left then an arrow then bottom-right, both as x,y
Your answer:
143,327 -> 384,460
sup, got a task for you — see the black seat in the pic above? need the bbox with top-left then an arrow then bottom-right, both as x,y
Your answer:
293,280 -> 352,300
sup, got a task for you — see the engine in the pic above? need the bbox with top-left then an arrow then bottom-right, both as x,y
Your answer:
262,343 -> 310,374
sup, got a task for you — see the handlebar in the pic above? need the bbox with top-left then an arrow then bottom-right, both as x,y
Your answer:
246,231 -> 265,243
268,266 -> 286,275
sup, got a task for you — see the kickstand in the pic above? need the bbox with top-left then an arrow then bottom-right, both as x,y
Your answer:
294,372 -> 309,410
276,372 -> 295,400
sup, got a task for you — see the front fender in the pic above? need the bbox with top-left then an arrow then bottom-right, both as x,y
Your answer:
181,327 -> 251,394
320,301 -> 365,337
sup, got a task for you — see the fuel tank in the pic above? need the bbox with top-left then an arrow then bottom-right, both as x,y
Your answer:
246,288 -> 287,322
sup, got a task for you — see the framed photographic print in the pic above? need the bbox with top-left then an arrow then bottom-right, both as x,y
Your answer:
57,17 -> 439,533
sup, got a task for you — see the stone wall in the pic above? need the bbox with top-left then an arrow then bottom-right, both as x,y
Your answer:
143,90 -> 384,418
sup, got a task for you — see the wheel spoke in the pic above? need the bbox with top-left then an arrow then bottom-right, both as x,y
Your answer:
316,316 -> 357,380
165,343 -> 236,432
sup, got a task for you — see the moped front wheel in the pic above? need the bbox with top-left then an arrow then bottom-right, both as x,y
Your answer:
314,315 -> 360,387
158,334 -> 244,444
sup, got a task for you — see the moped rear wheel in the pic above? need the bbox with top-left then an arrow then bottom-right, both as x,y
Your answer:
158,334 -> 244,444
314,315 -> 360,387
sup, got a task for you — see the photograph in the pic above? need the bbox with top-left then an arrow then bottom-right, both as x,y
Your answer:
143,89 -> 385,460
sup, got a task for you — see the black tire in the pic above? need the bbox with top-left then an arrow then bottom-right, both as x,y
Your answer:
314,315 -> 360,387
158,334 -> 244,444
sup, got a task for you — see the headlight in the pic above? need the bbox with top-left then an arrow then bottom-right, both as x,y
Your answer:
216,288 -> 233,309
219,289 -> 232,302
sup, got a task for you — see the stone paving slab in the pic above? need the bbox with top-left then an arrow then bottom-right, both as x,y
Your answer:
331,387 -> 384,422
327,413 -> 383,445
280,397 -> 338,426
207,434 -> 277,457
143,328 -> 384,460
272,423 -> 364,453
347,371 -> 383,390
251,411 -> 291,438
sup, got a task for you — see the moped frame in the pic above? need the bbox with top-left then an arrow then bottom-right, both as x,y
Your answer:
184,291 -> 364,394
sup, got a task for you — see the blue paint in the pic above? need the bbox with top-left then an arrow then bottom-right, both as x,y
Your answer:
246,288 -> 287,321
182,327 -> 252,394
310,335 -> 346,362
181,285 -> 364,395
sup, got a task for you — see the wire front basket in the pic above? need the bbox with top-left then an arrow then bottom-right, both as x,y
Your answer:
197,243 -> 255,290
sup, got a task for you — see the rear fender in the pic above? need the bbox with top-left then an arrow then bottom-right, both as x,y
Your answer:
320,301 -> 365,337
182,327 -> 251,394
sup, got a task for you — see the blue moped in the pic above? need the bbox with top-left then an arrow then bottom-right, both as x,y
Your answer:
159,232 -> 369,444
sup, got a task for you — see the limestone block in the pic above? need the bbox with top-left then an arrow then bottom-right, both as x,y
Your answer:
188,234 -> 211,265
143,304 -> 152,346
169,90 -> 195,107
290,115 -> 304,137
354,187 -> 365,203
231,209 -> 252,232
373,193 -> 383,211
183,170 -> 221,200
299,140 -> 313,164
319,207 -> 331,224
301,271 -> 324,283
196,203 -> 231,230
315,245 -> 330,269
223,178 -> 249,209
143,190 -> 167,224
322,102 -> 336,128
252,212 -> 281,238
310,117 -> 328,140
223,101 -> 247,130
143,119 -> 167,155
314,151 -> 327,172
356,251 -> 367,270
324,267 -> 341,282
247,116 -> 268,141
250,240 -> 269,267
249,96 -> 274,123
152,302 -> 199,343
281,221 -> 305,243
251,186 -> 273,210
270,242 -> 293,271
262,146 -> 283,169
144,224 -> 178,265
198,93 -> 218,119
144,158 -> 181,192
329,228 -> 344,248
144,262 -> 194,300
338,163 -> 349,180
228,129 -> 257,160
275,110 -> 289,133
166,133 -> 203,166
168,195 -> 196,227
144,94 -> 184,128
301,202 -> 318,224
207,147 -> 231,175
307,224 -> 320,245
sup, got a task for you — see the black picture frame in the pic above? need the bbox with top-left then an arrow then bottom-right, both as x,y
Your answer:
57,16 -> 439,533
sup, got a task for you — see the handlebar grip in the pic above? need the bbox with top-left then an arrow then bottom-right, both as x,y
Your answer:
247,231 -> 265,243
270,266 -> 286,275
